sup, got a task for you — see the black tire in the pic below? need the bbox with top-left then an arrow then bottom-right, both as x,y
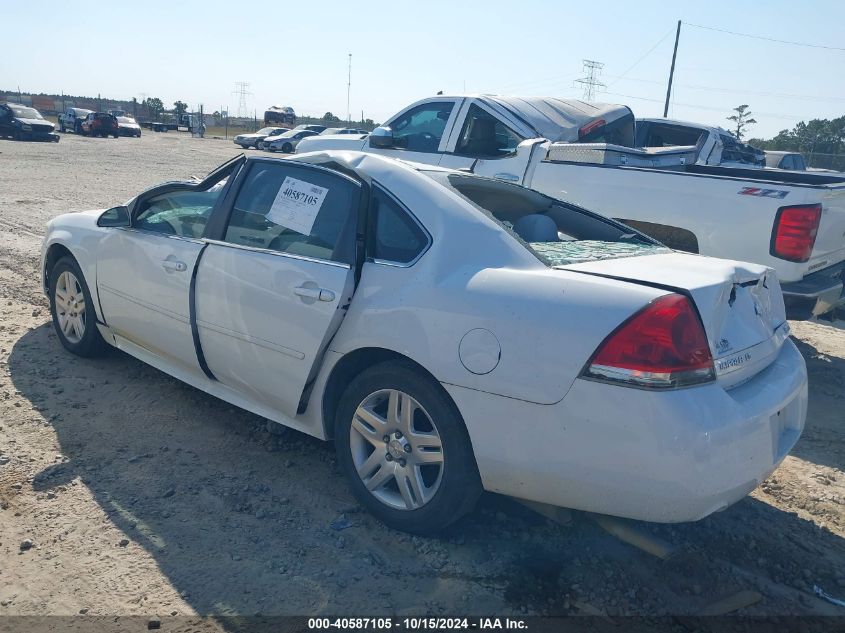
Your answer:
282,142 -> 292,153
334,360 -> 482,535
48,256 -> 108,358
75,122 -> 82,134
59,120 -> 65,133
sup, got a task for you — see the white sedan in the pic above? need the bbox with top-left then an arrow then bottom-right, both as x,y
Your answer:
41,151 -> 808,534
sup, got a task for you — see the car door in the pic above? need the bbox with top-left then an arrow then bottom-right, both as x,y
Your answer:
195,159 -> 362,418
439,101 -> 537,184
96,157 -> 243,376
368,99 -> 461,166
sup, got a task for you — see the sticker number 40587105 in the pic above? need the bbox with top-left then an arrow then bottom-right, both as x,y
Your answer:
267,176 -> 329,236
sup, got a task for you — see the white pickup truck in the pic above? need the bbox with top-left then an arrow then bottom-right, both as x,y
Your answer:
297,95 -> 845,318
635,117 -> 766,167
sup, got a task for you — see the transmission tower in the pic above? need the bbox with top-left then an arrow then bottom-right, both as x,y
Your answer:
232,82 -> 252,118
574,60 -> 606,101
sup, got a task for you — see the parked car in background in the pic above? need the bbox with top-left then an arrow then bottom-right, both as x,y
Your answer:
292,124 -> 326,134
59,107 -> 93,134
40,150 -> 807,534
0,103 -> 59,142
260,128 -> 319,152
81,112 -> 120,138
116,116 -> 142,137
765,151 -> 807,171
234,127 -> 289,149
320,127 -> 369,136
299,95 -> 845,319
107,109 -> 126,118
636,118 -> 766,167
264,105 -> 296,126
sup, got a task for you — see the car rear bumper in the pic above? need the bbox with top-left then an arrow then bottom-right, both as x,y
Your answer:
781,260 -> 845,319
445,339 -> 807,523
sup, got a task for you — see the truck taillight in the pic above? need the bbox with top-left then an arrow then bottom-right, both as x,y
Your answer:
770,204 -> 821,263
578,118 -> 605,140
582,294 -> 715,389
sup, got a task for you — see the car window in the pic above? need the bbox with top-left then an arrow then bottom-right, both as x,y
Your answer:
224,162 -> 358,263
793,155 -> 806,170
782,156 -> 794,170
455,104 -> 525,158
371,187 -> 429,265
389,101 -> 454,152
134,181 -> 227,239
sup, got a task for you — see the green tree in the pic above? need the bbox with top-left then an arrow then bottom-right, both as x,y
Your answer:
144,97 -> 164,119
173,100 -> 188,116
322,112 -> 340,123
727,104 -> 757,140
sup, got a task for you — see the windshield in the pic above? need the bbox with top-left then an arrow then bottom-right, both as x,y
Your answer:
117,117 -> 137,124
10,106 -> 42,119
426,171 -> 664,266
256,127 -> 276,135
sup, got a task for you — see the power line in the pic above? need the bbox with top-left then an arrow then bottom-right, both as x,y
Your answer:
603,91 -> 804,121
574,60 -> 605,101
684,22 -> 845,52
610,28 -> 675,87
604,74 -> 845,103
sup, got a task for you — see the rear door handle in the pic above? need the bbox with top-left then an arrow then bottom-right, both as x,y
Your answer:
161,259 -> 187,272
293,285 -> 335,302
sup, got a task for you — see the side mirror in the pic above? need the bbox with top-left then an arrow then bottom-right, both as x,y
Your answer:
97,205 -> 130,227
369,126 -> 394,149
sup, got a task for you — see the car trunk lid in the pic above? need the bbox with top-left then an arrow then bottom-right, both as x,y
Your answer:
555,251 -> 789,389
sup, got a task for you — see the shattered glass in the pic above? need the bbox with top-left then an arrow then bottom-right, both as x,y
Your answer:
529,240 -> 670,267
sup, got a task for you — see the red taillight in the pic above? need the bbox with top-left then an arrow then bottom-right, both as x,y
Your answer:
771,204 -> 821,263
578,118 -> 606,140
584,294 -> 715,389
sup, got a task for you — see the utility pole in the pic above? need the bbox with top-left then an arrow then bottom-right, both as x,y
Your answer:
663,20 -> 681,118
347,53 -> 352,124
574,60 -> 605,101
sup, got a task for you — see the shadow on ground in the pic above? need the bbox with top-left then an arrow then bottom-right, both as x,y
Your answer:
7,323 -> 845,619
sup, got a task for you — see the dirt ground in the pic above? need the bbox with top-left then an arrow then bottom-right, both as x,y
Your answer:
1,132 -> 844,621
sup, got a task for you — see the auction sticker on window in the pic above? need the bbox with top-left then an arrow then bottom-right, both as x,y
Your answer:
267,176 -> 328,235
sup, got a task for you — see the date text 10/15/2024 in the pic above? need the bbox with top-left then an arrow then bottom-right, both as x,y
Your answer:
308,617 -> 528,630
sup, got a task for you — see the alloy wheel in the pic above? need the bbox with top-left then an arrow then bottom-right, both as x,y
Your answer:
54,271 -> 86,344
349,389 -> 444,511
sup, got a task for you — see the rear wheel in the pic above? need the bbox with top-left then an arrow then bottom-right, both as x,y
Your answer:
282,142 -> 292,153
334,361 -> 482,534
48,257 -> 107,357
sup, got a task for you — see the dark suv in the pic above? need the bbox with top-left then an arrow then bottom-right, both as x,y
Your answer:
0,103 -> 59,142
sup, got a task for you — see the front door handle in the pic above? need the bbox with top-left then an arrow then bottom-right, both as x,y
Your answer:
161,259 -> 187,272
293,285 -> 335,302
494,172 -> 520,182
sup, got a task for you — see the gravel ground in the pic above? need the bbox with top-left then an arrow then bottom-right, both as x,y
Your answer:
1,132 -> 844,620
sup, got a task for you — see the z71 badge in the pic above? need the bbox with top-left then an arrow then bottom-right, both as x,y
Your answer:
738,187 -> 789,199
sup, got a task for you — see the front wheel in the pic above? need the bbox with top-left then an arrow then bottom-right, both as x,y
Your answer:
59,120 -> 66,133
334,361 -> 482,534
49,256 -> 108,357
282,143 -> 292,153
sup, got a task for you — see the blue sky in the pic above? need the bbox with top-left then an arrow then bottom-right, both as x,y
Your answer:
4,0 -> 844,137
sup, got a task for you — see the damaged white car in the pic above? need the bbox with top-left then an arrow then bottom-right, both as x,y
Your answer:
41,151 -> 807,534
